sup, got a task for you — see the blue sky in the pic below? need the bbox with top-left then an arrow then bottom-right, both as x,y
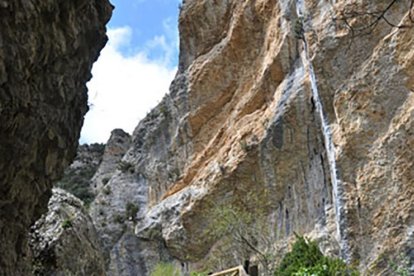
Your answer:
109,0 -> 180,65
80,0 -> 181,144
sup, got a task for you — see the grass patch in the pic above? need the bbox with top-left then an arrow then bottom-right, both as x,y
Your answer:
150,263 -> 180,276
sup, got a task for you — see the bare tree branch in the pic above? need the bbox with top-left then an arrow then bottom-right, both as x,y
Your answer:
337,0 -> 413,38
334,0 -> 413,51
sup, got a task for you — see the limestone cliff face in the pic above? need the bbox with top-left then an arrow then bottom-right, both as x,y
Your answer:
90,128 -> 176,275
30,189 -> 106,275
90,129 -> 131,193
304,1 -> 414,273
0,0 -> 112,274
131,0 -> 413,274
74,0 -> 412,275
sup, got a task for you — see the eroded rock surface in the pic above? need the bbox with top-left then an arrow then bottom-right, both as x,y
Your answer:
89,126 -> 173,274
30,189 -> 105,276
129,0 -> 413,274
36,0 -> 413,275
91,129 -> 131,193
0,0 -> 112,274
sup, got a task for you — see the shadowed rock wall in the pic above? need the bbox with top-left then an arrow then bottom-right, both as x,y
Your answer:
0,0 -> 112,274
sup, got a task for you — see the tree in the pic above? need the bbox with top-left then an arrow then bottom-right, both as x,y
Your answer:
205,201 -> 277,276
275,235 -> 359,276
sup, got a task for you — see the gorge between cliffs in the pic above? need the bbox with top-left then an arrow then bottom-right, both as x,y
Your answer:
0,0 -> 413,275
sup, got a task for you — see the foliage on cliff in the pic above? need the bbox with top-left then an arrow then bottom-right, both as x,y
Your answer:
56,143 -> 105,205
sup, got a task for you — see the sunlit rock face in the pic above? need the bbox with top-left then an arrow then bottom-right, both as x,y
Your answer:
137,0 -> 413,273
0,0 -> 112,274
85,0 -> 412,275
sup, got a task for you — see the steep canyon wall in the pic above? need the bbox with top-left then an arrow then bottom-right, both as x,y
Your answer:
25,0 -> 413,275
127,0 -> 412,274
0,0 -> 112,274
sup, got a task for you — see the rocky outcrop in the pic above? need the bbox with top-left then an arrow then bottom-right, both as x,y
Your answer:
30,189 -> 106,276
89,128 -> 174,274
30,130 -> 130,275
91,129 -> 131,193
0,0 -> 112,274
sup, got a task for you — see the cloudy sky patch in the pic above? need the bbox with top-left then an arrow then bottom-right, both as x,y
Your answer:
80,0 -> 180,144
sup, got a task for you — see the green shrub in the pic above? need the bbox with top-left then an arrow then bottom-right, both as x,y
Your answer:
102,177 -> 110,185
126,202 -> 139,220
275,235 -> 358,276
239,140 -> 250,152
61,219 -> 73,230
159,104 -> 170,118
103,186 -> 111,195
56,167 -> 95,205
113,214 -> 124,224
150,263 -> 180,276
389,253 -> 411,276
118,160 -> 135,173
168,168 -> 181,181
190,272 -> 209,276
293,16 -> 305,40
89,143 -> 105,154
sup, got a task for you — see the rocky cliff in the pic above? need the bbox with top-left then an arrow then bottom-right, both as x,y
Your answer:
30,189 -> 106,275
28,0 -> 413,275
0,0 -> 112,274
120,0 -> 412,274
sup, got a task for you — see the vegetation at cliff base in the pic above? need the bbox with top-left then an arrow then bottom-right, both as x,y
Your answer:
275,235 -> 358,276
150,263 -> 180,276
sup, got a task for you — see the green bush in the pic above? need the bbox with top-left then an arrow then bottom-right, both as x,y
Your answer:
102,177 -> 110,185
113,214 -> 124,224
239,140 -> 251,152
56,167 -> 95,205
61,219 -> 73,230
89,143 -> 105,154
389,253 -> 411,276
275,235 -> 358,276
118,160 -> 135,173
103,186 -> 111,195
150,263 -> 180,276
126,202 -> 139,220
190,272 -> 209,276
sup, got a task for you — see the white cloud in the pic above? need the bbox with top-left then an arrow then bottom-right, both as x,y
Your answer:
138,17 -> 179,67
80,26 -> 177,144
